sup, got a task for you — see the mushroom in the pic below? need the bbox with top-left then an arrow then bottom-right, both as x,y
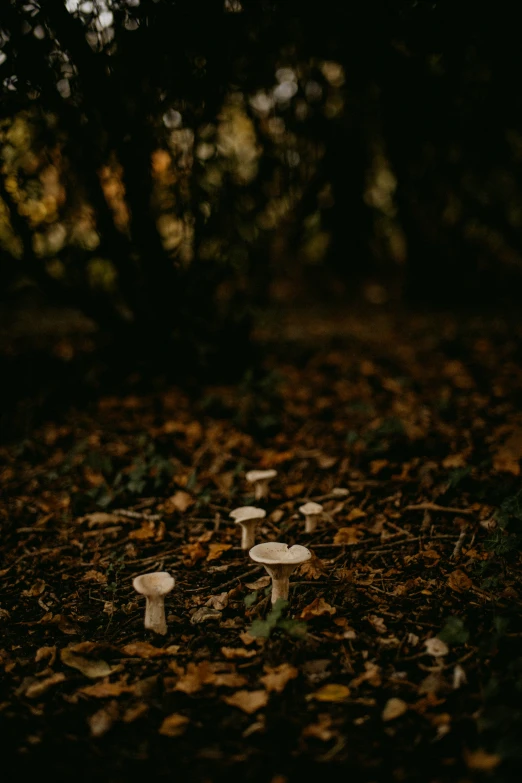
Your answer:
246,469 -> 277,500
299,501 -> 323,533
249,542 -> 311,604
132,571 -> 175,635
230,506 -> 266,549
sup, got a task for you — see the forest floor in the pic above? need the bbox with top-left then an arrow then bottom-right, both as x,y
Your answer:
1,304 -> 522,783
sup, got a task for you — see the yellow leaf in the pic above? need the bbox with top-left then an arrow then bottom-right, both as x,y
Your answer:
464,748 -> 501,771
310,683 -> 350,702
447,569 -> 472,592
334,527 -> 362,545
206,543 -> 232,562
382,698 -> 408,722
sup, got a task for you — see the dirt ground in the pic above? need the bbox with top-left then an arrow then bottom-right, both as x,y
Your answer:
1,305 -> 522,783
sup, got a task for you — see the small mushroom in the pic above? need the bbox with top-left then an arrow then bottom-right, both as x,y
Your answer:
132,571 -> 175,636
246,469 -> 277,500
299,501 -> 323,533
249,542 -> 311,604
230,506 -> 266,549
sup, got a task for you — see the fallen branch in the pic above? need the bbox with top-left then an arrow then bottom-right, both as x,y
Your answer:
403,502 -> 473,515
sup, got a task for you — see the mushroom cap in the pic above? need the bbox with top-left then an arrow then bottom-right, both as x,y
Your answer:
133,571 -> 175,596
299,501 -> 323,515
249,542 -> 311,566
230,506 -> 267,523
246,469 -> 277,483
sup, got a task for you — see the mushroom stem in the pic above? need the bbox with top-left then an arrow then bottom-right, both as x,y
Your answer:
305,515 -> 317,533
254,482 -> 267,501
144,595 -> 167,635
240,523 -> 255,550
267,566 -> 290,603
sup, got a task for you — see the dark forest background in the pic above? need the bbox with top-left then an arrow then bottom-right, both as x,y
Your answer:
1,0 -> 522,386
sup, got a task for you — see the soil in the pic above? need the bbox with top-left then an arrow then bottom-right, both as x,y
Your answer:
1,304 -> 522,783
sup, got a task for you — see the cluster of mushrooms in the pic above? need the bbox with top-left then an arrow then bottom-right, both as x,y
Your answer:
133,469 -> 329,636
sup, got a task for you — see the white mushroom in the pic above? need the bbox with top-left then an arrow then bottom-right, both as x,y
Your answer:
298,501 -> 323,533
249,542 -> 311,604
246,469 -> 277,500
230,506 -> 266,549
132,571 -> 175,635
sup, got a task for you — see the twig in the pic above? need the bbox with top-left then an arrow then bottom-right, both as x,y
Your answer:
451,528 -> 467,559
403,502 -> 473,515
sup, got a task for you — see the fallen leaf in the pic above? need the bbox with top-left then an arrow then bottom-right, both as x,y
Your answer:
25,672 -> 66,699
284,482 -> 306,498
351,662 -> 382,688
122,642 -> 180,658
88,701 -> 119,737
382,698 -> 408,722
206,543 -> 232,562
22,579 -> 47,597
424,637 -> 449,657
190,606 -> 222,624
221,647 -> 257,660
447,569 -> 472,592
296,555 -> 327,580
35,646 -> 56,666
223,690 -> 268,714
181,542 -> 206,567
174,662 -> 212,695
302,713 -> 335,741
129,521 -> 156,540
80,679 -> 134,698
79,512 -> 123,527
244,575 -> 271,590
347,508 -> 367,522
367,615 -> 387,634
83,570 -> 107,584
300,597 -> 336,620
60,647 -> 113,679
369,459 -> 388,475
464,748 -> 501,771
212,672 -> 248,688
122,703 -> 148,723
310,683 -> 351,702
334,527 -> 362,545
159,713 -> 190,737
165,491 -> 194,513
205,592 -> 229,611
260,663 -> 298,693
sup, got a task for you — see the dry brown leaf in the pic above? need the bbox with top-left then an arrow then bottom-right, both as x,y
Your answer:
464,748 -> 501,771
300,597 -> 336,621
310,683 -> 350,702
181,541 -> 206,567
260,663 -> 298,693
122,642 -> 180,658
284,483 -> 305,498
447,569 -> 472,592
205,592 -> 228,611
296,554 -> 327,580
206,543 -> 232,562
211,672 -> 248,688
302,713 -> 335,741
78,512 -> 123,527
369,459 -> 388,476
334,527 -> 362,545
122,703 -> 149,723
382,697 -> 408,722
35,645 -> 56,666
22,579 -> 47,597
347,508 -> 367,522
25,672 -> 66,699
174,662 -> 212,695
244,575 -> 271,590
223,689 -> 268,714
61,647 -> 113,679
129,521 -> 156,540
442,453 -> 468,469
165,491 -> 194,513
351,662 -> 382,688
492,426 -> 522,476
159,713 -> 190,737
83,570 -> 108,584
221,647 -> 257,660
80,679 -> 134,698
